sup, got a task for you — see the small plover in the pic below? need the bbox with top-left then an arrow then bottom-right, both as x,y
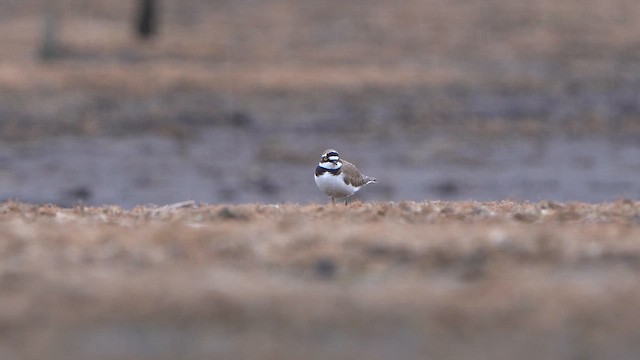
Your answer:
314,149 -> 376,205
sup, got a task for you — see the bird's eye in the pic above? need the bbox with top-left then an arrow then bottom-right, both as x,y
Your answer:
322,156 -> 328,162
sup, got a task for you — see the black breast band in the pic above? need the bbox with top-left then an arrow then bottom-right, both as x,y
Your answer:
315,166 -> 341,176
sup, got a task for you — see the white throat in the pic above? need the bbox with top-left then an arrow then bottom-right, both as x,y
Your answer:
319,161 -> 342,170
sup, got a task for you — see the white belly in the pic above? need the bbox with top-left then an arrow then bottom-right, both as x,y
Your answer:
314,172 -> 359,198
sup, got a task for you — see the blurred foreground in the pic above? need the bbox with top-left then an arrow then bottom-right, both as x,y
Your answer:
1,200 -> 640,359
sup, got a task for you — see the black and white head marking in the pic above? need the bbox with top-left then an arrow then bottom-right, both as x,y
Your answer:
318,149 -> 342,171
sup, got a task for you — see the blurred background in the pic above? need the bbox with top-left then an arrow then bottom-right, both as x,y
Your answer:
1,0 -> 640,207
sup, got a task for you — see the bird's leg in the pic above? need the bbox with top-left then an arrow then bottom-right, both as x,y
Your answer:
331,197 -> 335,205
344,197 -> 348,205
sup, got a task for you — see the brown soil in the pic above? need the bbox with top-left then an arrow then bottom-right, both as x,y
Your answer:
1,0 -> 640,139
1,200 -> 640,359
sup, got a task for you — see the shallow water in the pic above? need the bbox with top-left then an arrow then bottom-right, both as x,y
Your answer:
0,130 -> 637,207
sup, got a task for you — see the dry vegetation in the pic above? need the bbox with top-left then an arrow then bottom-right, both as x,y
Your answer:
2,200 -> 640,359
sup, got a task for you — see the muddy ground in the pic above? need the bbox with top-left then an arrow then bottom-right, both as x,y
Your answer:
1,200 -> 640,359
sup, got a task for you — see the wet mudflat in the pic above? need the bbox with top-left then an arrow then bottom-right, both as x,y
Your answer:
0,130 -> 638,207
1,200 -> 640,359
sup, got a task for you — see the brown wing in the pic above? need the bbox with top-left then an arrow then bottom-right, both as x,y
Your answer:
340,160 -> 370,187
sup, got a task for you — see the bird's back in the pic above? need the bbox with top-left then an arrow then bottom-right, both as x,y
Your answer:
341,160 -> 375,188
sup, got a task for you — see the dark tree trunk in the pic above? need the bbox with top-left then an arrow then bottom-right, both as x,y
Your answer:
39,3 -> 60,60
136,0 -> 157,39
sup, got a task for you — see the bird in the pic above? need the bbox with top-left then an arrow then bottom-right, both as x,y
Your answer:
314,149 -> 376,205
